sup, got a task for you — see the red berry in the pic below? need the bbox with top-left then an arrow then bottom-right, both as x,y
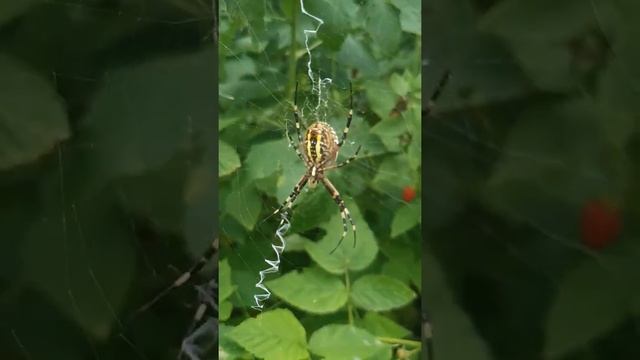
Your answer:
402,186 -> 416,202
580,199 -> 621,250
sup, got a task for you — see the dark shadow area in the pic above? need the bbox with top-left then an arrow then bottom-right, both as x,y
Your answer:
0,1 -> 216,359
424,0 -> 640,359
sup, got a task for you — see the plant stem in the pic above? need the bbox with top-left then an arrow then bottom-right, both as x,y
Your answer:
345,270 -> 354,325
377,337 -> 422,348
286,0 -> 298,100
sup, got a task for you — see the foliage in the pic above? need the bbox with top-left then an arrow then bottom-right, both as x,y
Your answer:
0,1 -> 215,359
219,0 -> 422,359
425,0 -> 640,359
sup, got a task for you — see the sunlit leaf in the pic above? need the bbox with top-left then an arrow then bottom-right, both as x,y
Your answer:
305,202 -> 378,275
267,267 -> 348,314
356,311 -> 411,339
351,274 -> 416,311
220,141 -> 241,177
230,309 -> 308,360
390,0 -> 420,35
309,324 -> 390,359
220,324 -> 250,359
219,258 -> 235,301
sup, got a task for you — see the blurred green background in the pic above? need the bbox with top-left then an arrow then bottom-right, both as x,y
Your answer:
218,0 -> 422,359
0,0 -> 215,359
425,0 -> 640,359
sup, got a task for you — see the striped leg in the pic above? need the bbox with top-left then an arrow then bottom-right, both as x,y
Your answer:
321,177 -> 356,254
424,70 -> 451,118
293,81 -> 303,144
286,126 -> 306,162
287,82 -> 306,162
326,145 -> 361,171
273,174 -> 309,215
337,82 -> 353,147
137,238 -> 218,314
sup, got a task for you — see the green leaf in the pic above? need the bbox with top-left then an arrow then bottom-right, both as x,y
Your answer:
389,73 -> 410,97
115,154 -> 190,234
220,140 -> 241,177
244,139 -> 298,183
370,116 -> 409,153
20,187 -> 136,339
371,155 -> 416,198
479,0 -> 603,92
484,99 -> 625,238
226,0 -> 265,34
305,202 -> 378,275
219,258 -> 235,301
287,188 -> 335,234
357,312 -> 411,339
423,252 -> 492,360
425,1 -> 530,109
0,0 -> 40,26
389,0 -> 420,35
351,274 -> 416,311
305,0 -> 354,51
230,309 -> 309,360
225,183 -> 262,231
365,0 -> 402,56
267,267 -> 348,314
183,151 -> 217,259
309,324 -> 390,359
544,256 -> 631,357
381,249 -> 421,290
365,79 -> 397,119
79,47 -> 215,180
0,54 -> 69,170
599,19 -> 640,135
220,300 -> 233,321
336,36 -> 379,78
391,203 -> 420,237
220,324 -> 250,359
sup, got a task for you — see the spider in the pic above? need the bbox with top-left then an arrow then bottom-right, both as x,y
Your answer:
273,82 -> 362,254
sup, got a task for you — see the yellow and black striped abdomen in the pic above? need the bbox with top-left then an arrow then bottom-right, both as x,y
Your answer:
303,121 -> 339,166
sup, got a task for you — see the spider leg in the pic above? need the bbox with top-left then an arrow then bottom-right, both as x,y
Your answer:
337,82 -> 353,147
286,126 -> 306,162
273,174 -> 309,215
136,238 -> 218,314
293,81 -> 303,144
325,145 -> 361,171
321,177 -> 356,254
424,70 -> 450,118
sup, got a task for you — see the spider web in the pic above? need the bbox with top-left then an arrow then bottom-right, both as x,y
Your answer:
218,1 -> 424,359
1,1 -> 217,359
421,1 -> 640,359
218,0 -> 418,290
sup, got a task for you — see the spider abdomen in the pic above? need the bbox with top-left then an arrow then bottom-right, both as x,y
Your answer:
303,121 -> 339,166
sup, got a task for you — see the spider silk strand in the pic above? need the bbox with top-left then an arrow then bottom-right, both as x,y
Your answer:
299,0 -> 332,115
252,212 -> 290,311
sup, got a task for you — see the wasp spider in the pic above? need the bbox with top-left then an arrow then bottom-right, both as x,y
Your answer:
273,82 -> 361,254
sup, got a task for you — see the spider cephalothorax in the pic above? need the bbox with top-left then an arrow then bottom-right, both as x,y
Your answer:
274,82 -> 361,253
